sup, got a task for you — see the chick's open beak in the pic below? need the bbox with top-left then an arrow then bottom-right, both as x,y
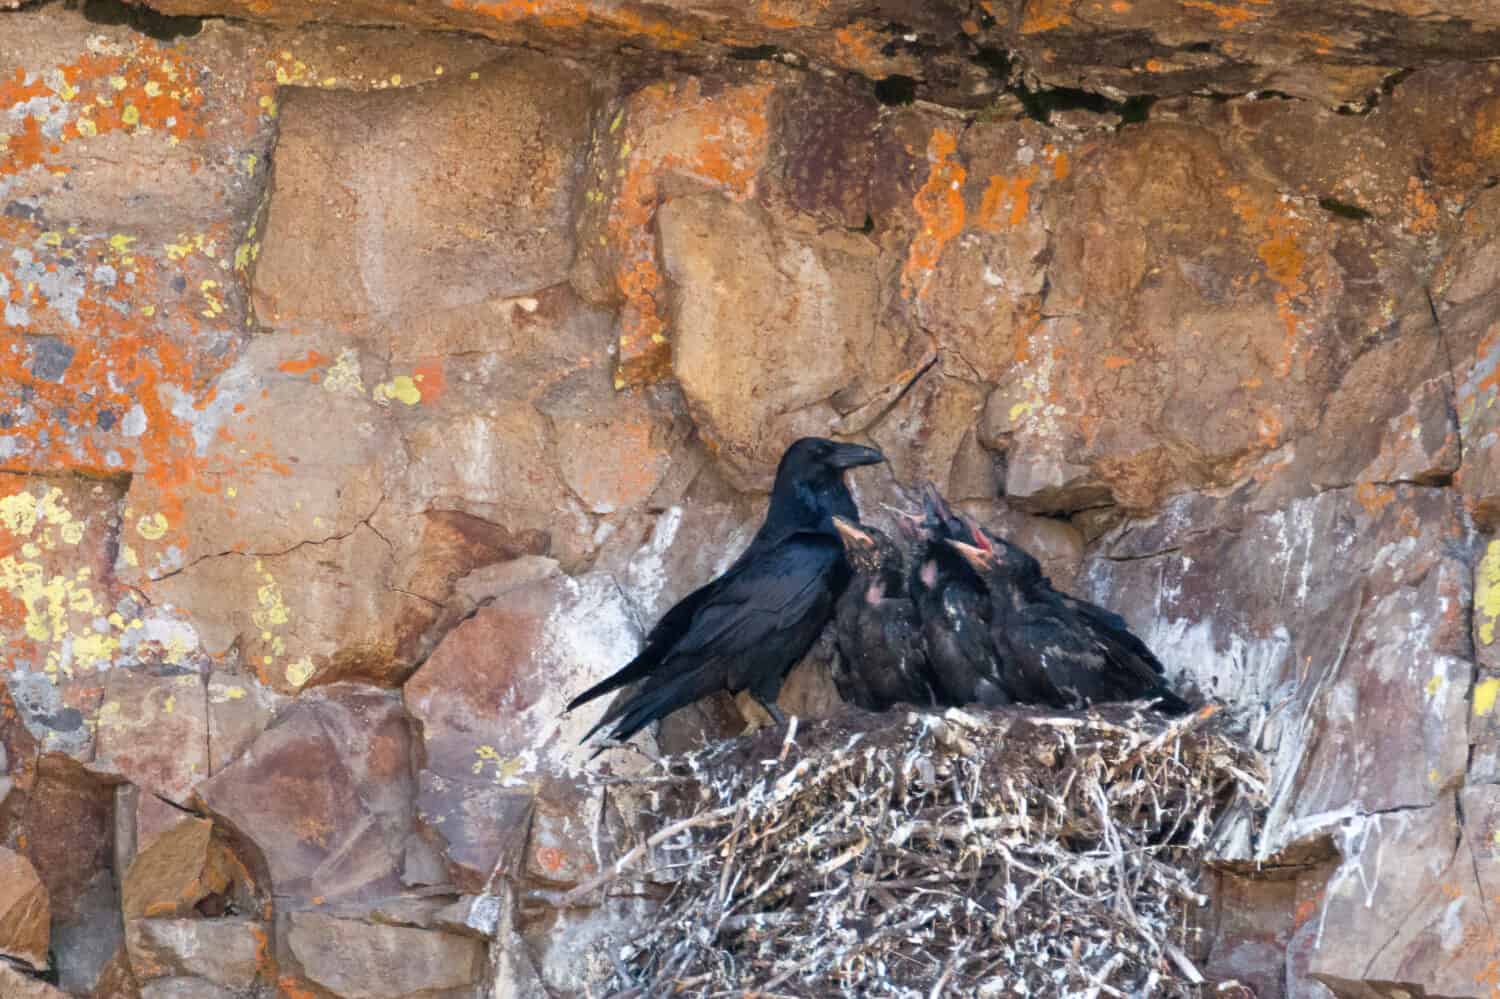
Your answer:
947,538 -> 994,572
832,515 -> 875,551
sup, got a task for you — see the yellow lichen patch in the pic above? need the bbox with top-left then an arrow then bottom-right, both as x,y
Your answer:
902,129 -> 966,301
1476,540 -> 1500,646
1476,677 -> 1500,718
0,490 -> 42,537
471,744 -> 529,784
373,375 -> 422,406
73,630 -> 120,670
322,349 -> 365,397
284,656 -> 314,689
1425,674 -> 1444,697
136,512 -> 169,540
250,560 -> 291,682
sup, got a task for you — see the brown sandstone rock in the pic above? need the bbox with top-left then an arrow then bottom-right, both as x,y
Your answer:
287,912 -> 485,999
1091,484 -> 1469,858
572,73 -> 778,387
0,846 -> 49,970
251,52 -> 592,328
659,193 -> 881,488
195,684 -> 415,905
121,816 -> 232,920
0,964 -> 69,999
125,917 -> 265,989
1308,789 -> 1500,995
404,569 -> 643,886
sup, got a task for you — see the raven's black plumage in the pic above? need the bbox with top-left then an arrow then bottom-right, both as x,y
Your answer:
829,517 -> 936,712
905,485 -> 1013,707
567,437 -> 885,750
949,534 -> 1190,714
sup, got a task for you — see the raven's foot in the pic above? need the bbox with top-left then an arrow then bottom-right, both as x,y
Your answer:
753,695 -> 789,730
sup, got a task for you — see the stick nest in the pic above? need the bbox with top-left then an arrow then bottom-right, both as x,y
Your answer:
576,703 -> 1267,998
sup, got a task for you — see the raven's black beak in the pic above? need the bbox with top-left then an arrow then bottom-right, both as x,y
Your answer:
829,443 -> 885,470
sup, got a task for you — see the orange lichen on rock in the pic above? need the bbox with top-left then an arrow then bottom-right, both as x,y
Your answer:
830,24 -> 888,74
1021,0 -> 1074,33
591,77 -> 772,388
1,41 -> 208,179
979,172 -> 1037,231
1403,176 -> 1440,235
1227,185 -> 1312,378
452,0 -> 700,48
1180,0 -> 1263,29
277,350 -> 329,375
902,128 -> 967,301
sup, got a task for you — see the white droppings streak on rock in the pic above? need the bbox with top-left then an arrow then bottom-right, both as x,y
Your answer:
530,573 -> 648,776
621,505 -> 683,619
1145,615 -> 1289,722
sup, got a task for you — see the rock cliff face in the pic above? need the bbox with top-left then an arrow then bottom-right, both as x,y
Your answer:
1,1 -> 1499,995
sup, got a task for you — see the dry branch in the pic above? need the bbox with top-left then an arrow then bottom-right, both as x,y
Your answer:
585,702 -> 1266,997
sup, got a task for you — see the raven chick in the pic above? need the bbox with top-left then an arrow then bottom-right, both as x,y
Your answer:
568,437 -> 885,751
949,536 -> 1189,714
829,516 -> 936,712
905,485 -> 1012,708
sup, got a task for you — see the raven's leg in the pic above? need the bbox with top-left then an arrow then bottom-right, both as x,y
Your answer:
747,690 -> 792,729
751,691 -> 788,729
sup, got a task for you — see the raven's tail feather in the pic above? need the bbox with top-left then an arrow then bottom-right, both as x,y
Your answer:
589,667 -> 711,749
1151,687 -> 1193,716
566,646 -> 661,714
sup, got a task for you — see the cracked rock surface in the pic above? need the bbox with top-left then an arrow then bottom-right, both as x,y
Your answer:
2,1 -> 1500,995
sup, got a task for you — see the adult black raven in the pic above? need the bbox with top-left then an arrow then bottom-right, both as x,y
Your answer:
948,534 -> 1190,714
568,437 -> 885,750
904,486 -> 1013,708
829,516 -> 936,712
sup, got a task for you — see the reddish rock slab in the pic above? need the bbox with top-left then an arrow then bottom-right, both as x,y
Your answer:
1088,484 -> 1469,858
412,771 -> 532,893
121,816 -> 232,920
6,755 -> 114,923
405,569 -> 643,884
125,917 -> 265,990
92,667 -> 209,803
1308,790 -> 1500,996
194,684 -> 416,904
0,845 -> 49,970
286,912 -> 486,999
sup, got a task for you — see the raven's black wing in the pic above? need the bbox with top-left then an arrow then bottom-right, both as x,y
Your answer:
584,532 -> 844,746
1056,593 -> 1166,676
565,572 -> 727,713
566,506 -> 798,714
1009,594 -> 1186,712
